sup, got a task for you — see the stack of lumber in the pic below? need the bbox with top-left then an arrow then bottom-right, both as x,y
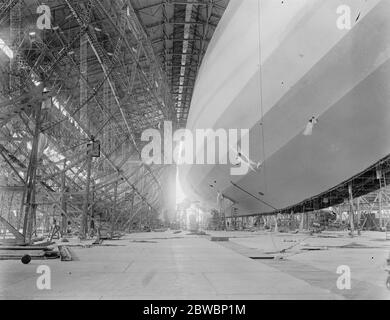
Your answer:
0,245 -> 59,261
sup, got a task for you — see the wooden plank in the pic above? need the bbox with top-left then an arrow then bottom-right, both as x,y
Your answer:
0,246 -> 50,251
0,255 -> 46,260
210,236 -> 229,242
0,250 -> 46,256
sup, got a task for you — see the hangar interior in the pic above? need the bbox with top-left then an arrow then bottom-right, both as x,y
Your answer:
0,0 -> 389,300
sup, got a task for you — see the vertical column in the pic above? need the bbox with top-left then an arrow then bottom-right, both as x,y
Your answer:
305,212 -> 309,230
129,190 -> 134,232
111,177 -> 118,236
148,205 -> 152,229
23,98 -> 43,244
80,33 -> 89,126
139,200 -> 143,230
348,182 -> 355,236
301,205 -> 307,230
357,197 -> 361,235
10,0 -> 21,96
0,192 -> 4,233
299,212 -> 304,231
81,143 -> 92,239
274,215 -> 278,233
378,190 -> 383,230
10,1 -> 22,231
91,181 -> 95,229
376,167 -> 383,230
103,80 -> 110,168
61,159 -> 67,236
79,31 -> 89,239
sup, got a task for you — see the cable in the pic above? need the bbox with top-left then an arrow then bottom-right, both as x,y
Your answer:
257,0 -> 279,252
230,181 -> 277,210
257,0 -> 267,192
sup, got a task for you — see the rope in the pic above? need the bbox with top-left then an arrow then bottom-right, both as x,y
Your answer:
257,0 -> 267,192
257,1 -> 280,252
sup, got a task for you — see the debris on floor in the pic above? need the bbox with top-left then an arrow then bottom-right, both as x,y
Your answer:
210,236 -> 229,242
250,255 -> 276,260
131,240 -> 158,243
300,246 -> 328,251
92,238 -> 103,245
340,242 -> 369,249
153,228 -> 168,232
21,254 -> 31,264
58,245 -> 73,261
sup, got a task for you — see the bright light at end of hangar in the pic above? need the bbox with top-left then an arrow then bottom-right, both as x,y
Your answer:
176,165 -> 186,205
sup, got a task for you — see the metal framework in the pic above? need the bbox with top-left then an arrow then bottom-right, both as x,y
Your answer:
132,0 -> 228,127
0,0 -> 388,243
226,155 -> 390,236
0,0 -> 228,243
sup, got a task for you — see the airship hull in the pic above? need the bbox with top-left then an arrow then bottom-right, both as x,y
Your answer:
179,0 -> 390,215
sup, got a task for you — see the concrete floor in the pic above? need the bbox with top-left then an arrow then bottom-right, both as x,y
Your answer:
0,230 -> 389,300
